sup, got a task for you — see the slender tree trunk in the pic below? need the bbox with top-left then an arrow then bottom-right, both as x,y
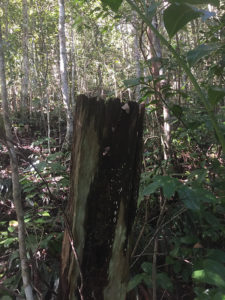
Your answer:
0,24 -> 34,300
58,0 -> 73,149
133,15 -> 141,101
70,28 -> 76,111
21,0 -> 30,116
146,17 -> 171,161
112,63 -> 118,97
145,16 -> 171,300
46,94 -> 51,153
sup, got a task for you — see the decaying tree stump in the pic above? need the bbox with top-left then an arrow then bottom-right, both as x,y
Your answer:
59,95 -> 144,300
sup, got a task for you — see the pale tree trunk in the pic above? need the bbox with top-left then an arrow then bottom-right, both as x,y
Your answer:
97,64 -> 104,97
146,17 -> 171,161
58,0 -> 73,149
0,24 -> 34,300
133,13 -> 141,101
70,28 -> 76,111
113,63 -> 118,97
46,94 -> 51,153
21,0 -> 30,116
146,16 -> 171,300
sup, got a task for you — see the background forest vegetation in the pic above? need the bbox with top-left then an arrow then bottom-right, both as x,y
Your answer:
0,0 -> 225,299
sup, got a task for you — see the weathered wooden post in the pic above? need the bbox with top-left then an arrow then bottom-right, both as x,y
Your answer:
59,95 -> 144,300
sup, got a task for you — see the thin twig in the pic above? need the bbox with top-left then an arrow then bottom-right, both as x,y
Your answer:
131,198 -> 148,258
63,212 -> 84,300
130,206 -> 187,268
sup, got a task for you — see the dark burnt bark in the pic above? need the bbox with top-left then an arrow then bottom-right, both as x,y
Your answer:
59,95 -> 144,300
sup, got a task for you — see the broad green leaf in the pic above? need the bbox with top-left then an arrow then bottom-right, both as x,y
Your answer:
192,269 -> 206,281
161,176 -> 180,198
143,178 -> 161,195
127,273 -> 148,291
163,3 -> 202,38
0,237 -> 18,246
187,43 -> 222,67
143,175 -> 181,199
101,0 -> 123,11
192,188 -> 217,204
8,226 -> 15,233
178,186 -> 200,210
157,272 -> 173,291
50,162 -> 66,172
178,185 -> 217,210
39,211 -> 50,217
193,259 -> 225,289
208,86 -> 225,108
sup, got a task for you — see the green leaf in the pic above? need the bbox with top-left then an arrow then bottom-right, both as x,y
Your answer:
143,175 -> 181,199
208,86 -> 225,108
163,3 -> 202,38
143,179 -> 161,196
178,186 -> 200,210
162,176 -> 180,198
50,162 -> 66,173
0,237 -> 18,246
7,226 -> 15,233
192,269 -> 206,280
193,259 -> 225,289
187,43 -> 222,67
101,0 -> 123,11
127,273 -> 147,291
157,272 -> 173,291
178,185 -> 217,211
39,210 -> 50,217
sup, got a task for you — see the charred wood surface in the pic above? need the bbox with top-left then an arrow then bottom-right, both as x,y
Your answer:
59,95 -> 144,300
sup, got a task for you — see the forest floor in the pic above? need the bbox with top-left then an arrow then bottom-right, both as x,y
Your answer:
0,131 -> 68,299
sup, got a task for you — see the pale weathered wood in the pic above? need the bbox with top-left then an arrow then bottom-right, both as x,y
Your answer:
59,95 -> 144,300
